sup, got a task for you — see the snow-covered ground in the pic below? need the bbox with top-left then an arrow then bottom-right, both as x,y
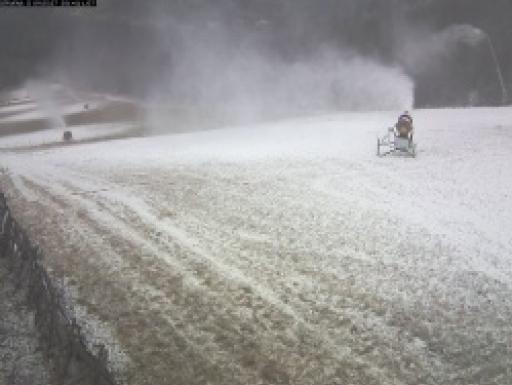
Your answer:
0,122 -> 139,150
0,102 -> 97,123
1,104 -> 511,385
0,95 -> 141,150
0,101 -> 37,116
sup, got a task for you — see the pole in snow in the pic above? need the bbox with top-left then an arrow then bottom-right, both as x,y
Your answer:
484,34 -> 509,105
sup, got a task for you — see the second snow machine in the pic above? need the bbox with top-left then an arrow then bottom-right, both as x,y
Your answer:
377,112 -> 417,157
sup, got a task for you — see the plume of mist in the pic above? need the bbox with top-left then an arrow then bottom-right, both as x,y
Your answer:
14,2 -> 417,135
394,22 -> 507,106
24,81 -> 69,129
145,16 -> 414,133
397,24 -> 487,76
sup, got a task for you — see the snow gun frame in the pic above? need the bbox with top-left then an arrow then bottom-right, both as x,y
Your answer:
377,126 -> 417,158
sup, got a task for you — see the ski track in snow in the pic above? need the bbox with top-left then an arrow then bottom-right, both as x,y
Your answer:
1,106 -> 512,385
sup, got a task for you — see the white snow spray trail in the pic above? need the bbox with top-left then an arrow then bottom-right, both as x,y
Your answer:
24,81 -> 67,129
145,18 -> 414,133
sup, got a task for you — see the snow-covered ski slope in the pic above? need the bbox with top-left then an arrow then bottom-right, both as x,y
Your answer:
1,105 -> 512,385
0,94 -> 141,150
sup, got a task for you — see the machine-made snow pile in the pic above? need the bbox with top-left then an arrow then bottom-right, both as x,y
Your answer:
1,105 -> 512,384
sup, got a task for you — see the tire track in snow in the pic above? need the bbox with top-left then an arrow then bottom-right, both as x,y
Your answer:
102,164 -> 465,383
5,174 -> 256,385
5,153 -> 512,383
31,166 -> 401,385
10,164 -> 426,384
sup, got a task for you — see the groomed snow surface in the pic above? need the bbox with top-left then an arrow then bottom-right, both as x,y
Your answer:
1,103 -> 512,385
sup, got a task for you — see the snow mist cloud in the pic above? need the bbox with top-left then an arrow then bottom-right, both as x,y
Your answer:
24,81 -> 68,129
398,24 -> 488,76
145,10 -> 414,133
13,2 -> 416,134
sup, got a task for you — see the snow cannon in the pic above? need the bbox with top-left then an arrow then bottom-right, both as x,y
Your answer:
377,112 -> 417,157
63,130 -> 73,142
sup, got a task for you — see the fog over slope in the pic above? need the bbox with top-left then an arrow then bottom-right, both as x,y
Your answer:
1,0 -> 511,119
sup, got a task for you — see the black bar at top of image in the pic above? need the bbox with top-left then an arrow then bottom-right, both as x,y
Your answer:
0,0 -> 96,6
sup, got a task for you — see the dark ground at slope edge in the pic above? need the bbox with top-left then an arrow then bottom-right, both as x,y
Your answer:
0,256 -> 51,385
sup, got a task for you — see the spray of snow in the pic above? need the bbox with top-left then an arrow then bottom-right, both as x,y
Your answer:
24,81 -> 67,129
145,17 -> 414,134
398,24 -> 488,76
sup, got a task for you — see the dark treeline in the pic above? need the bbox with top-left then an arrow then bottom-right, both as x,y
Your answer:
1,0 -> 511,107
